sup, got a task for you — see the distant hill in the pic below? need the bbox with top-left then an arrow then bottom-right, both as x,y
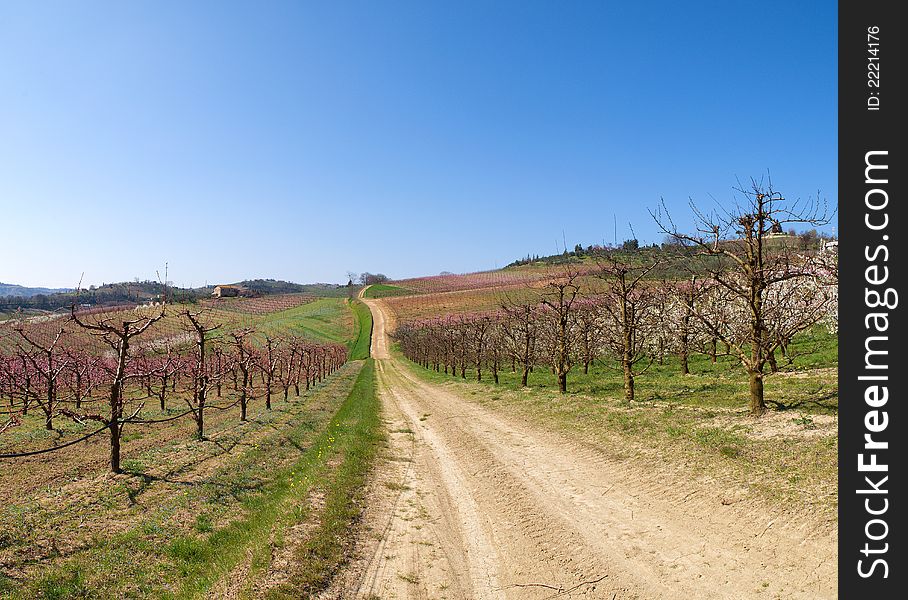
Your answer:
0,282 -> 72,298
0,278 -> 349,312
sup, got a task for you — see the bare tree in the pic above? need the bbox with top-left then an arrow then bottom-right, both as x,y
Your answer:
574,299 -> 603,375
500,299 -> 539,387
69,305 -> 165,473
229,328 -> 256,422
258,336 -> 280,410
538,266 -> 583,394
64,346 -> 96,410
11,326 -> 69,430
595,258 -> 660,402
181,309 -> 221,439
669,276 -> 709,375
468,315 -> 492,382
654,177 -> 832,415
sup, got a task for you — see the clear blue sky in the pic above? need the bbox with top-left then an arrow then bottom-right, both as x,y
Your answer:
1,1 -> 837,289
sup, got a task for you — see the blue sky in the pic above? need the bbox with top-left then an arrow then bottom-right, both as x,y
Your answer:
0,1 -> 837,288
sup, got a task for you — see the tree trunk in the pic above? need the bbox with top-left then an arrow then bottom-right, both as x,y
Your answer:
196,407 -> 205,439
623,360 -> 635,402
195,387 -> 207,439
110,421 -> 121,474
558,371 -> 567,394
679,327 -> 690,374
75,373 -> 83,409
749,369 -> 766,415
240,369 -> 248,421
159,374 -> 168,410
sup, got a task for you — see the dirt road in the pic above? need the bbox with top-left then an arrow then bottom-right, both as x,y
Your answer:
334,297 -> 835,599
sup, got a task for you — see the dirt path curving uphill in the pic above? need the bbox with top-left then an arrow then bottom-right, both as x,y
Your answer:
329,295 -> 836,599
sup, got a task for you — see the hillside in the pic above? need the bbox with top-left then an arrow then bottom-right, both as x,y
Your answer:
0,283 -> 72,298
0,278 -> 352,314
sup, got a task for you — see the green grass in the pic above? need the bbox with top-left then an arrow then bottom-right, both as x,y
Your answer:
347,299 -> 372,360
170,361 -> 380,599
268,358 -> 381,597
249,297 -> 354,345
362,283 -> 412,298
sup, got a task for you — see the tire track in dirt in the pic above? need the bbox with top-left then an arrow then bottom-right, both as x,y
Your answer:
333,297 -> 835,599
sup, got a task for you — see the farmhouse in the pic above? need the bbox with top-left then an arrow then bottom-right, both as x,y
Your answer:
213,285 -> 244,298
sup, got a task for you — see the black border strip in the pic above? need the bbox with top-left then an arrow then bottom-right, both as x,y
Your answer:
839,0 -> 903,596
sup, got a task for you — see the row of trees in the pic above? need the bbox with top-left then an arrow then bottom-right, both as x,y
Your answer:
396,181 -> 836,415
0,305 -> 347,472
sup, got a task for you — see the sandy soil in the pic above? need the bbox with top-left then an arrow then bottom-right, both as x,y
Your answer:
328,297 -> 836,599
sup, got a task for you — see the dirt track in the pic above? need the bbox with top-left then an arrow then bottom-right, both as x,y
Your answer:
334,297 -> 836,599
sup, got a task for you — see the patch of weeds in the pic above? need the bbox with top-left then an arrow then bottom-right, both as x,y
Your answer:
719,445 -> 742,458
167,536 -> 207,564
384,481 -> 410,491
693,427 -> 747,459
398,572 -> 419,584
141,520 -> 165,536
0,574 -> 18,593
607,411 -> 641,433
34,565 -> 91,600
120,458 -> 146,475
664,424 -> 685,438
792,415 -> 818,430
194,513 -> 214,533
0,524 -> 26,550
